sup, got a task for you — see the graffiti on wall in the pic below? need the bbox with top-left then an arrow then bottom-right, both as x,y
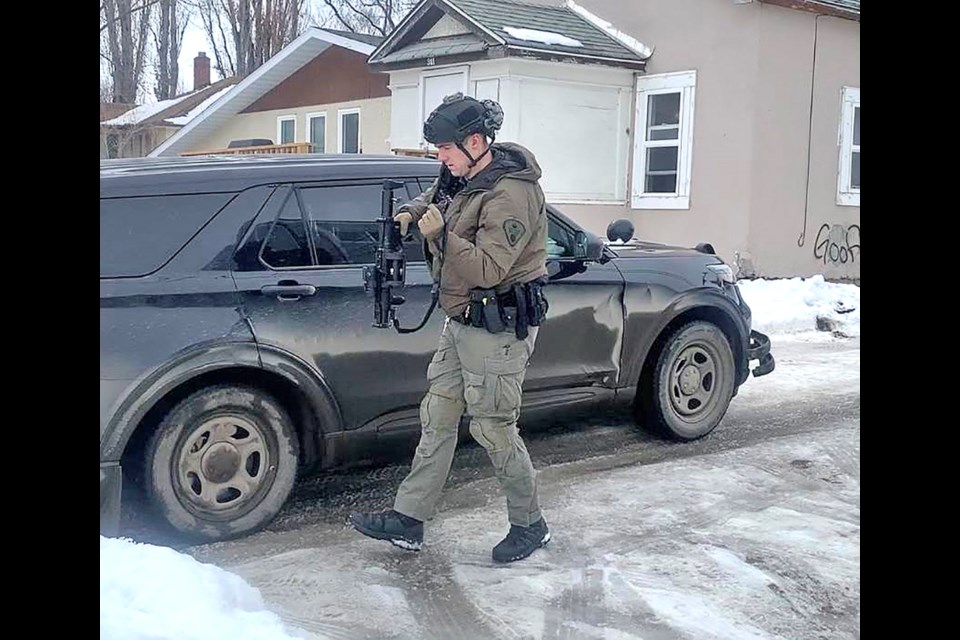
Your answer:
814,223 -> 860,265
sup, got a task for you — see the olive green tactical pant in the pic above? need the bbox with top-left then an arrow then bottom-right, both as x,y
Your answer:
394,319 -> 541,527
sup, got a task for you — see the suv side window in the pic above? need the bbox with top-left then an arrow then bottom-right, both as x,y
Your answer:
547,217 -> 576,258
260,190 -> 312,269
298,185 -> 380,265
100,193 -> 234,277
299,183 -> 423,265
237,181 -> 425,270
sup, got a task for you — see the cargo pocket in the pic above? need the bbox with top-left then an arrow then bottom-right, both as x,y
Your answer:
426,346 -> 461,388
485,354 -> 527,415
415,408 -> 438,457
462,369 -> 491,414
425,348 -> 445,383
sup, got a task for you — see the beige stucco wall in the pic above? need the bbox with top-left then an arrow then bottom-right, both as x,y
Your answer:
568,0 -> 760,267
555,0 -> 859,279
186,96 -> 392,154
749,13 -> 860,280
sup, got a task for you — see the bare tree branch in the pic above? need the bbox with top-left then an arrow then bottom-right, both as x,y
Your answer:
322,0 -> 355,32
100,0 -> 163,33
102,0 -> 155,103
103,0 -> 399,104
319,0 -> 411,36
340,0 -> 382,33
154,0 -> 191,99
191,0 -> 304,78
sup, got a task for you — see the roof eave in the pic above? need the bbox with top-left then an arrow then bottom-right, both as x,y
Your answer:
370,47 -> 505,71
508,45 -> 646,71
371,44 -> 646,72
312,28 -> 378,55
759,0 -> 860,21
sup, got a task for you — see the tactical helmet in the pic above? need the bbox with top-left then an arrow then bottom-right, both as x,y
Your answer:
423,92 -> 504,145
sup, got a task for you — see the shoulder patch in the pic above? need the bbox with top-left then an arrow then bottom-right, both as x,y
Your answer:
503,218 -> 527,247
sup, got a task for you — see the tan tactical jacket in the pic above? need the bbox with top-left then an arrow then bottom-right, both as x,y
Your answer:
400,142 -> 548,317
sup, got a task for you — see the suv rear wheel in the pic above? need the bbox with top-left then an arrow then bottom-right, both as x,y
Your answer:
638,321 -> 736,441
145,385 -> 299,541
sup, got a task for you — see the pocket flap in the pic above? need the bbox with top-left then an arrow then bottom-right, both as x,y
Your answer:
484,354 -> 527,376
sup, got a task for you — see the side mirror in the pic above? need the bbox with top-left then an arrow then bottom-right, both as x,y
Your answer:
606,219 -> 635,243
573,230 -> 605,262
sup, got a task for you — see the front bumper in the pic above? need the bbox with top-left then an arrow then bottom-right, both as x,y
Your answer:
100,462 -> 122,536
747,330 -> 775,377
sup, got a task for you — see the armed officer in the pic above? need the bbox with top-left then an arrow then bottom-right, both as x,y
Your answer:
348,93 -> 551,563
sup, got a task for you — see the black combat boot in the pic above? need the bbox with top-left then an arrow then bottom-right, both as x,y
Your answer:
492,517 -> 550,563
347,510 -> 424,551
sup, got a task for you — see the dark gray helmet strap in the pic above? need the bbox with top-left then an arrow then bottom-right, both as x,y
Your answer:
457,136 -> 493,168
456,141 -> 476,166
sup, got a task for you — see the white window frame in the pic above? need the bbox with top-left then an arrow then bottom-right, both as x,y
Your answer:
276,115 -> 296,145
837,86 -> 860,206
307,111 -> 327,153
631,70 -> 696,210
473,78 -> 500,102
338,108 -> 361,153
418,65 -> 469,146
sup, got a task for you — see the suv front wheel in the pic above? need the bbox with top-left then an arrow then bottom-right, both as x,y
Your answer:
638,321 -> 736,441
145,385 -> 299,541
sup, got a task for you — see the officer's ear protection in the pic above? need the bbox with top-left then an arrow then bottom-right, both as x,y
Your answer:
479,99 -> 504,140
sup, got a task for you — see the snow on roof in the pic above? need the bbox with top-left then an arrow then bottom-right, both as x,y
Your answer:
502,26 -> 583,47
102,93 -> 196,127
165,85 -> 236,126
564,0 -> 653,59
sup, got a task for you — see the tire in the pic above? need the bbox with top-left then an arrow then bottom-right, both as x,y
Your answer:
144,385 -> 299,542
639,321 -> 736,441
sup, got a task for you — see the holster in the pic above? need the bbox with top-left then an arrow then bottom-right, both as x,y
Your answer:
467,288 -> 506,333
514,284 -> 529,340
463,278 -> 549,339
527,277 -> 549,327
510,277 -> 549,339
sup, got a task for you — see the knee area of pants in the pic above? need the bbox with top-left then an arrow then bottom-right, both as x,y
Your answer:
421,392 -> 464,424
469,418 -> 518,452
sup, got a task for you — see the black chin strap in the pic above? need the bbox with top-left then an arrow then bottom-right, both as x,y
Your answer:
457,137 -> 493,168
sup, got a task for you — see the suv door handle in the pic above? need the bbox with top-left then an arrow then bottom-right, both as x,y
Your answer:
260,283 -> 317,300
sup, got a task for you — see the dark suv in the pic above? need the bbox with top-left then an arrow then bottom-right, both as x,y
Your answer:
100,154 -> 773,542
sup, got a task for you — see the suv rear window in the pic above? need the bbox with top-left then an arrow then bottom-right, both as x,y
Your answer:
100,193 -> 234,277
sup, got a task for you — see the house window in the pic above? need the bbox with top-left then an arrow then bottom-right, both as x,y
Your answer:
837,86 -> 860,206
632,71 -> 696,210
277,116 -> 296,145
308,112 -> 326,153
338,109 -> 360,153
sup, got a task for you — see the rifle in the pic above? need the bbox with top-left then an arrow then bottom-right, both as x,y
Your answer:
363,179 -> 438,333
